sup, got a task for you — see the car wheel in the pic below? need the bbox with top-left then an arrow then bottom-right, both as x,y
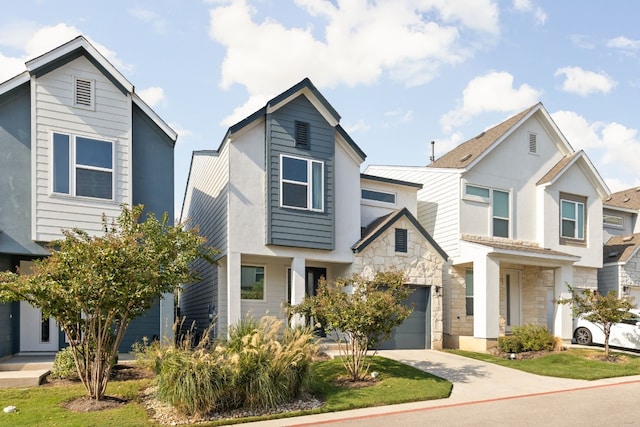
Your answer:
575,327 -> 592,345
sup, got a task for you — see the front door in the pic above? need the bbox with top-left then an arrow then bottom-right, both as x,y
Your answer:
306,267 -> 327,336
505,270 -> 521,332
18,261 -> 59,353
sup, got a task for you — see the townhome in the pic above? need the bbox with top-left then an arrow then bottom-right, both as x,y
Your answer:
180,78 -> 448,349
0,36 -> 177,356
367,103 -> 609,351
599,188 -> 640,301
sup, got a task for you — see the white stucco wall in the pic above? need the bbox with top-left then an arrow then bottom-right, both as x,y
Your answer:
360,178 -> 418,227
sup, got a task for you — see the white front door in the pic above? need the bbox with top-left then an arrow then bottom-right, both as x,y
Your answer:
505,270 -> 521,332
19,301 -> 59,353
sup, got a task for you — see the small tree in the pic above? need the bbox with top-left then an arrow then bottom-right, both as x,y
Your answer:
293,270 -> 412,381
0,205 -> 216,400
558,284 -> 634,359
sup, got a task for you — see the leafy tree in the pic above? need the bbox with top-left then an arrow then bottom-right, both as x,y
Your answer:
0,205 -> 216,400
293,270 -> 412,381
558,284 -> 634,359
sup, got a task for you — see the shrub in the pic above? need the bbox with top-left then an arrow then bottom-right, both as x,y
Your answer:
51,346 -> 79,380
498,324 -> 555,353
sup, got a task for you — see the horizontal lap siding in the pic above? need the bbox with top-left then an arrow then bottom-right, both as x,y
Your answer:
34,55 -> 131,242
179,148 -> 229,338
267,95 -> 334,250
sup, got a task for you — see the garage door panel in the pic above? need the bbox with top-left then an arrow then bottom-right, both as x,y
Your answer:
378,286 -> 429,350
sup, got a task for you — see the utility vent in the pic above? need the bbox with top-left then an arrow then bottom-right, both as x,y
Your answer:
395,228 -> 408,253
529,132 -> 537,154
623,236 -> 634,242
74,77 -> 94,109
460,153 -> 472,162
609,251 -> 619,258
295,121 -> 309,147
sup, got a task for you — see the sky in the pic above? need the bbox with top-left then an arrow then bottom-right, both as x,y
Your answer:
2,0 -> 640,218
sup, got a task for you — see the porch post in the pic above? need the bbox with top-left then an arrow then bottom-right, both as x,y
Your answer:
290,257 -> 306,327
227,252 -> 241,332
554,264 -> 573,340
473,256 -> 500,339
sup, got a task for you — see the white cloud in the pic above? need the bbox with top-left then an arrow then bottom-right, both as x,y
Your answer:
0,24 -> 132,83
128,7 -> 168,34
382,109 -> 414,127
570,34 -> 596,49
607,36 -> 640,51
440,71 -> 541,131
344,119 -> 370,134
552,110 -> 640,191
138,86 -> 168,108
433,131 -> 464,160
208,0 -> 499,125
512,0 -> 547,25
555,66 -> 616,96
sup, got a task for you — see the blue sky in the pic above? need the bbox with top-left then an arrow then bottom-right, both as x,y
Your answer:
2,1 -> 640,218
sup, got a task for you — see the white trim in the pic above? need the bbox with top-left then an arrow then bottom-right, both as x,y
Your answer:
361,187 -> 397,207
603,214 -> 624,229
279,154 -> 324,212
560,198 -> 585,241
0,71 -> 30,95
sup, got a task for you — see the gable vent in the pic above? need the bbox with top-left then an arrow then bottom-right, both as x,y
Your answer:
295,121 -> 309,147
529,132 -> 537,154
74,77 -> 94,109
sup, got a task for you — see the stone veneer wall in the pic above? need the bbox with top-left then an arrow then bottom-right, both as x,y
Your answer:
350,216 -> 445,349
573,266 -> 598,290
620,251 -> 640,289
443,266 -> 473,340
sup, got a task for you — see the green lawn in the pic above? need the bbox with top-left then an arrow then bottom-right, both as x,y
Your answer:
0,357 -> 452,426
448,348 -> 640,380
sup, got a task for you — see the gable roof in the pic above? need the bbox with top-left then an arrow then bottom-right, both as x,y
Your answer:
217,78 -> 366,161
603,233 -> 640,264
352,207 -> 448,260
429,103 -> 575,171
0,36 -> 177,144
360,173 -> 423,189
461,234 -> 580,262
536,150 -> 610,199
604,187 -> 640,211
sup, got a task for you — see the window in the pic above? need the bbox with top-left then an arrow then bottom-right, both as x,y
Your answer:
241,266 -> 265,300
361,189 -> 396,204
295,121 -> 309,147
561,199 -> 585,240
604,214 -> 624,228
492,190 -> 510,238
465,184 -> 510,238
528,132 -> 537,154
280,155 -> 324,211
52,132 -> 114,200
465,269 -> 474,316
74,77 -> 94,110
395,228 -> 408,253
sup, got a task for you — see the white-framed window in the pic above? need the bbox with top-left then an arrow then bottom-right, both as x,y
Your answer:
241,265 -> 265,300
280,154 -> 324,211
561,199 -> 585,240
465,269 -> 474,316
464,184 -> 510,238
73,76 -> 95,110
603,214 -> 624,229
52,132 -> 114,200
361,188 -> 396,205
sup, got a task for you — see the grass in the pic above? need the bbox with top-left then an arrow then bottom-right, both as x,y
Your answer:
0,357 -> 452,426
448,348 -> 640,380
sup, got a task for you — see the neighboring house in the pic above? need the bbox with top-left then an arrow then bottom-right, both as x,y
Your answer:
0,36 -> 177,356
367,103 -> 609,351
599,188 -> 640,301
180,78 -> 448,350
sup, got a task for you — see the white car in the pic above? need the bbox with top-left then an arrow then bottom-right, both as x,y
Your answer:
573,309 -> 640,350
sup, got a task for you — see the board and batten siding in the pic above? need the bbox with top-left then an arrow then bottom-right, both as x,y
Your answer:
33,55 -> 131,242
179,147 -> 230,336
266,95 -> 335,250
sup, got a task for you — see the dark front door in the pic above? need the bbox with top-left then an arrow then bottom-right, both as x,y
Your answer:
306,267 -> 327,336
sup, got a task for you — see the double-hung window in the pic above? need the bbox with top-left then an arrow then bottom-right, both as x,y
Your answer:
464,184 -> 510,238
561,198 -> 585,240
465,269 -> 474,316
52,132 -> 114,200
280,155 -> 324,211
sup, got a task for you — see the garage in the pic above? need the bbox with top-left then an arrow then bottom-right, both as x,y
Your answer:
378,285 -> 431,350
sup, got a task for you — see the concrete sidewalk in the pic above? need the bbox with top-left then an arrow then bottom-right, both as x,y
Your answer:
243,349 -> 640,426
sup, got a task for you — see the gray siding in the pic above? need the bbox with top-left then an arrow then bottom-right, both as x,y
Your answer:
598,265 -> 619,295
266,95 -> 335,250
179,260 -> 217,338
120,300 -> 160,351
0,83 -> 48,257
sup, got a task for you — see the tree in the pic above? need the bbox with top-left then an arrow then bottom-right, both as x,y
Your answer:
0,205 -> 216,400
293,270 -> 412,381
557,284 -> 634,360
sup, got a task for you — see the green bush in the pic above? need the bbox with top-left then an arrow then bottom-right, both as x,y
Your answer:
497,335 -> 523,353
498,324 -> 555,353
51,346 -> 79,380
144,316 -> 318,416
